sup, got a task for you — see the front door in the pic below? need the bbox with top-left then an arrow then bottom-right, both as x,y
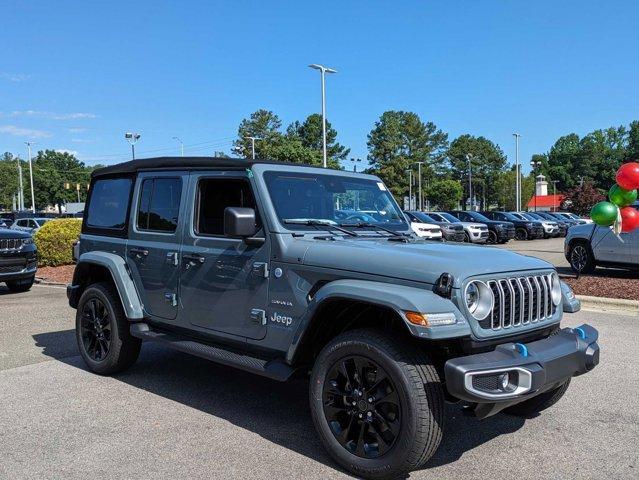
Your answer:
126,172 -> 187,321
178,172 -> 269,340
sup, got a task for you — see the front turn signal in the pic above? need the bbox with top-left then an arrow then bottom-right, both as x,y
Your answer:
405,311 -> 457,327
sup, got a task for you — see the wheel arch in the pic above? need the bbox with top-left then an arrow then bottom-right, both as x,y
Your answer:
70,251 -> 144,319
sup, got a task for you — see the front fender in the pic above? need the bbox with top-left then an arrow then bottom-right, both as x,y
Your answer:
286,279 -> 471,364
71,251 -> 144,320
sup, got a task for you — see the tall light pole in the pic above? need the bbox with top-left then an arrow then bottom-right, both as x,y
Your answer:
245,136 -> 262,159
125,132 -> 141,159
530,159 -> 543,212
552,180 -> 559,211
172,136 -> 184,157
513,133 -> 521,211
466,153 -> 473,211
15,154 -> 24,211
25,142 -> 36,213
309,64 -> 337,168
405,169 -> 413,210
415,161 -> 425,211
348,157 -> 362,172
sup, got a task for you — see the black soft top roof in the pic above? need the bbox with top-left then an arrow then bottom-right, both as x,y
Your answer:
91,156 -> 308,178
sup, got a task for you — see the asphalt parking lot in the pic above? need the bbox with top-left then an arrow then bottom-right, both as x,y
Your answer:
494,237 -> 570,270
0,284 -> 637,479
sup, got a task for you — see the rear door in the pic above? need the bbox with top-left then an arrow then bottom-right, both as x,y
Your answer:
126,171 -> 188,322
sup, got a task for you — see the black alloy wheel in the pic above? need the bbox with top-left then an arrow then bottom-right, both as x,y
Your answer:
515,228 -> 528,241
487,230 -> 498,244
80,297 -> 112,361
569,243 -> 595,274
322,355 -> 401,459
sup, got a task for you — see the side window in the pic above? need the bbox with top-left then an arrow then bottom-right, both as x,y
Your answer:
86,177 -> 133,230
137,178 -> 182,233
459,213 -> 470,222
195,178 -> 258,236
17,219 -> 26,227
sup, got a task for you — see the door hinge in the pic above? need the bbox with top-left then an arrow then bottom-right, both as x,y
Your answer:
164,292 -> 178,307
252,262 -> 269,278
250,308 -> 267,325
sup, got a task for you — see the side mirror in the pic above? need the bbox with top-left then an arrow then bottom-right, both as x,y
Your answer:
224,207 -> 258,239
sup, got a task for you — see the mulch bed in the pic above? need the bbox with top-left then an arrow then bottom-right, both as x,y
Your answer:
36,265 -> 75,285
562,272 -> 639,301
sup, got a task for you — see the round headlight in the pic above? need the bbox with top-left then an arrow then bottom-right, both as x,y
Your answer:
464,280 -> 494,320
550,272 -> 562,305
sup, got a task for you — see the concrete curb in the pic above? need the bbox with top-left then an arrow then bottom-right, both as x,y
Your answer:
34,277 -> 67,287
577,294 -> 639,315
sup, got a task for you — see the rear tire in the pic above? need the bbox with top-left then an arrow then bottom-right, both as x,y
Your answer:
504,379 -> 571,417
515,228 -> 528,241
487,231 -> 498,244
6,276 -> 35,292
76,282 -> 141,375
310,329 -> 444,480
569,241 -> 596,274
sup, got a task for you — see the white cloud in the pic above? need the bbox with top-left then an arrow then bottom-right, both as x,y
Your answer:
0,73 -> 30,82
4,110 -> 98,120
67,127 -> 87,133
71,138 -> 93,143
55,149 -> 79,156
0,125 -> 52,138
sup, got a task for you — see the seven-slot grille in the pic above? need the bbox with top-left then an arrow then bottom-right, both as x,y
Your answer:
478,274 -> 556,331
0,238 -> 24,251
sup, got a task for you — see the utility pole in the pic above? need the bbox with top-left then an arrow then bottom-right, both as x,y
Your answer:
415,161 -> 425,211
309,64 -> 337,168
513,133 -> 521,211
245,136 -> 262,159
125,132 -> 141,159
466,153 -> 473,211
172,136 -> 184,157
25,142 -> 36,213
552,180 -> 559,211
405,169 -> 413,210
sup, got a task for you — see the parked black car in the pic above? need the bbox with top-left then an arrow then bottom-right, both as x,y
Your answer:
481,211 -> 544,240
0,229 -> 37,292
404,211 -> 465,241
446,210 -> 515,244
525,212 -> 569,237
546,212 -> 585,226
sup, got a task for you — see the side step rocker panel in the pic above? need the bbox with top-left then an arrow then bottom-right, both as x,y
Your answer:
130,323 -> 294,382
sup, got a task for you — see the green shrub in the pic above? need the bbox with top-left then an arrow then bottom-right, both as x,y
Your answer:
34,219 -> 82,266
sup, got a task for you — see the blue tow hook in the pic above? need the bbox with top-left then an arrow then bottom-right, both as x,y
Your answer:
574,327 -> 586,339
514,343 -> 529,357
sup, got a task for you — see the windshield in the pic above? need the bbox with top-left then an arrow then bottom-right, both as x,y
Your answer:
36,219 -> 49,226
509,212 -> 527,221
502,212 -> 522,221
467,211 -> 492,222
427,212 -> 450,223
263,171 -> 408,231
433,212 -> 459,223
410,212 -> 437,223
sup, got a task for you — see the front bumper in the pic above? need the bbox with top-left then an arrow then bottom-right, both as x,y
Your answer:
443,230 -> 465,242
496,228 -> 515,241
444,324 -> 599,418
0,250 -> 38,282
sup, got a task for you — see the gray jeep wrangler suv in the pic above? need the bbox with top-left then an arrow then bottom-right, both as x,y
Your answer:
68,157 -> 599,480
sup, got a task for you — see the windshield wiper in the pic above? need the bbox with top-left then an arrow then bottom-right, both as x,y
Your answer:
338,221 -> 411,239
283,219 -> 358,237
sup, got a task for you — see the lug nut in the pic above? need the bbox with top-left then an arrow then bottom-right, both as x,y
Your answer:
368,397 -> 373,403
352,401 -> 356,406
367,411 -> 372,417
358,413 -> 363,418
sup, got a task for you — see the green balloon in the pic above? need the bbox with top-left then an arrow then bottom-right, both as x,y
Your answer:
609,184 -> 638,207
590,201 -> 619,226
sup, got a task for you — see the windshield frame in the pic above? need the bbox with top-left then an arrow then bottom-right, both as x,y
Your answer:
257,167 -> 411,234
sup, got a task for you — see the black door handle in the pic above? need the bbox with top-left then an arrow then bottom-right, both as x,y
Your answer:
183,253 -> 205,266
129,248 -> 149,258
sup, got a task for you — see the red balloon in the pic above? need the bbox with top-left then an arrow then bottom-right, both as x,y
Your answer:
616,162 -> 639,191
620,206 -> 639,232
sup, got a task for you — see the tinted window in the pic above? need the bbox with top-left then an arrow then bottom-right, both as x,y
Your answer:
137,178 -> 182,233
86,178 -> 133,229
196,178 -> 258,236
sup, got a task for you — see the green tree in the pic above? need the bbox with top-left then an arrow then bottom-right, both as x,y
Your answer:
579,126 -> 627,191
562,181 -> 605,215
232,109 -> 283,159
447,135 -> 507,209
542,133 -> 581,191
492,169 -> 535,211
426,179 -> 463,210
286,113 -> 350,163
32,150 -> 93,212
366,111 -> 448,198
0,152 -> 27,210
627,121 -> 639,161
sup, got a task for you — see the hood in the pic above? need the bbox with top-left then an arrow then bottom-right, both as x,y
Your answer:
0,228 -> 31,239
298,237 -> 553,288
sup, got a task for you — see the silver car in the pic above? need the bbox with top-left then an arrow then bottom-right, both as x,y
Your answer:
428,212 -> 489,243
564,202 -> 639,272
10,217 -> 50,233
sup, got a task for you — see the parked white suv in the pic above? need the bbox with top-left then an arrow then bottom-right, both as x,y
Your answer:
428,212 -> 489,243
404,214 -> 442,240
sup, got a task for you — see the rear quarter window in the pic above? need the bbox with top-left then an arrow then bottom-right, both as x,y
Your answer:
85,177 -> 133,232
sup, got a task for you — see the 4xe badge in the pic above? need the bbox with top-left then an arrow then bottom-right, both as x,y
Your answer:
270,311 -> 293,327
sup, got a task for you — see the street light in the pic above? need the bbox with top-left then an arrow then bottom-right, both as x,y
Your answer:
25,142 -> 36,213
16,153 -> 24,211
530,159 -> 543,212
414,161 -> 425,211
348,157 -> 362,172
172,136 -> 184,157
513,133 -> 521,211
466,153 -> 473,211
309,63 -> 337,168
245,136 -> 262,160
405,169 -> 413,210
551,180 -> 559,211
125,132 -> 141,160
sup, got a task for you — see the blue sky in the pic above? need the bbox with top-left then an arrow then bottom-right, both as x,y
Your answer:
1,0 -> 637,172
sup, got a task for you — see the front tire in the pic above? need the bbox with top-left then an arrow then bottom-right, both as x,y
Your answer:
310,329 -> 444,480
6,276 -> 35,292
487,231 -> 498,244
76,282 -> 141,375
504,379 -> 571,417
515,228 -> 528,241
463,232 -> 471,243
569,241 -> 596,274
